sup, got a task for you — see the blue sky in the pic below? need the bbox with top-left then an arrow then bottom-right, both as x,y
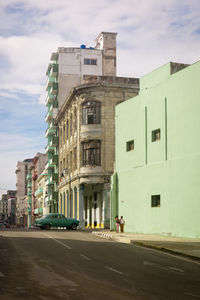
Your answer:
0,0 -> 200,192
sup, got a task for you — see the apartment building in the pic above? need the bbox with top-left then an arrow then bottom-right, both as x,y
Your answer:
111,60 -> 200,238
26,152 -> 47,228
15,158 -> 33,225
56,76 -> 139,228
45,32 -> 118,214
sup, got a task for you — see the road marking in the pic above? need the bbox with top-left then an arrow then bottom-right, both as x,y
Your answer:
44,234 -> 72,250
0,272 -> 5,277
185,293 -> 200,298
80,254 -> 91,261
104,266 -> 124,275
168,266 -> 184,273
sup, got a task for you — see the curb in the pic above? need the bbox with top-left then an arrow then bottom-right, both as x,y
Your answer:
92,231 -> 114,240
92,231 -> 200,262
132,241 -> 200,263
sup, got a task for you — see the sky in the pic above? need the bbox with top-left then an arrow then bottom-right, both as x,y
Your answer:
0,0 -> 200,192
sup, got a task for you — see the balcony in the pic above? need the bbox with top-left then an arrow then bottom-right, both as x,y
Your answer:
27,191 -> 32,197
45,126 -> 56,138
45,76 -> 58,91
49,64 -> 58,77
26,173 -> 32,180
27,183 -> 32,189
45,94 -> 56,106
47,161 -> 54,170
49,155 -> 58,165
50,136 -> 58,147
49,82 -> 58,95
49,191 -> 58,201
45,111 -> 53,123
48,173 -> 58,185
35,187 -> 43,197
45,144 -> 55,154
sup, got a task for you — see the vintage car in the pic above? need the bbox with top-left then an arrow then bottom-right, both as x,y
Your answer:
34,213 -> 79,230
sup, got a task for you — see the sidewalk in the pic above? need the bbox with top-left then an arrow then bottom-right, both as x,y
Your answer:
92,231 -> 200,262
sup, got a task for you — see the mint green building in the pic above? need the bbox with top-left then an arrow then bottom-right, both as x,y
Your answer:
111,60 -> 200,238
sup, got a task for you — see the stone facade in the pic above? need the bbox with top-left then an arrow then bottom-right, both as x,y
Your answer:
15,159 -> 33,225
56,77 -> 139,228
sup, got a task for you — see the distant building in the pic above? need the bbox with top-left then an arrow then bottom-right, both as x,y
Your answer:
0,190 -> 16,224
111,60 -> 200,238
26,153 -> 47,228
45,32 -> 118,214
35,171 -> 48,216
15,158 -> 33,226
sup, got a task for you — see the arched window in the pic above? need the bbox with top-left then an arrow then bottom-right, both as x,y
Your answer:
74,108 -> 77,132
82,101 -> 101,125
66,119 -> 69,140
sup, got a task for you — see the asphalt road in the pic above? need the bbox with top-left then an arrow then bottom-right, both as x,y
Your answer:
0,229 -> 200,300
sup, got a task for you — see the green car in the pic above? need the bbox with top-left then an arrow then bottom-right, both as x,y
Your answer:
34,213 -> 79,230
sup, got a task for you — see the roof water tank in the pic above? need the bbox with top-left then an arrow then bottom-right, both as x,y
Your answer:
80,44 -> 86,49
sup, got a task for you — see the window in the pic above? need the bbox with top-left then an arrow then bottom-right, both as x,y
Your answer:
126,140 -> 134,152
66,119 -> 69,140
74,108 -> 77,132
70,114 -> 72,136
82,140 -> 101,166
151,195 -> 160,207
152,129 -> 161,142
63,125 -> 65,144
70,151 -> 72,171
74,147 -> 77,170
84,58 -> 97,65
82,101 -> 101,125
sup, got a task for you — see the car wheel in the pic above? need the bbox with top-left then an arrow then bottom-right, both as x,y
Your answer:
71,223 -> 77,230
45,224 -> 51,230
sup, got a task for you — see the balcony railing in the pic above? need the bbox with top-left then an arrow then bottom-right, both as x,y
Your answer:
50,136 -> 58,147
49,155 -> 58,165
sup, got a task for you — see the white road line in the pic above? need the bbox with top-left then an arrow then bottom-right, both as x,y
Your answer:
80,254 -> 91,261
104,266 -> 124,275
44,234 -> 72,250
0,272 -> 5,277
185,293 -> 200,298
168,266 -> 184,273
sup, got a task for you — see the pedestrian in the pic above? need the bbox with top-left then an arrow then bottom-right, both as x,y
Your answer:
120,216 -> 125,233
115,216 -> 120,233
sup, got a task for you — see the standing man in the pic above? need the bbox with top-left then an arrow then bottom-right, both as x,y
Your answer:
120,216 -> 125,233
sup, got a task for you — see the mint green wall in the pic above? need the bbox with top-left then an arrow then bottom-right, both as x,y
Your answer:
114,61 -> 200,238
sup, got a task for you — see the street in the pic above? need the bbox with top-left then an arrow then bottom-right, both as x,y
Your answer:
0,230 -> 200,300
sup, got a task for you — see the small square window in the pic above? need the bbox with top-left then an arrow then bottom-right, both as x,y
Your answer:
126,140 -> 134,152
151,195 -> 160,207
152,129 -> 161,142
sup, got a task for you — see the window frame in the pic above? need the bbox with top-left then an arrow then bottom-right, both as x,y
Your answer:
81,140 -> 101,166
82,100 -> 101,125
152,129 -> 161,142
151,195 -> 161,207
126,140 -> 134,152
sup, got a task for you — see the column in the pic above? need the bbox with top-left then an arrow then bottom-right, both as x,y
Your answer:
78,187 -> 84,228
103,183 -> 111,229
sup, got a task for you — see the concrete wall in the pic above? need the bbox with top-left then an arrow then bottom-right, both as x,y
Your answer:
114,60 -> 200,238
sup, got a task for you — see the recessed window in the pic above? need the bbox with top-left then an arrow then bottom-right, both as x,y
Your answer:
152,129 -> 161,142
84,58 -> 97,65
126,140 -> 134,152
82,140 -> 101,166
151,195 -> 160,207
82,101 -> 101,125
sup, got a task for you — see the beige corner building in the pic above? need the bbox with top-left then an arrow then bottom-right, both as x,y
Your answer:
56,76 -> 139,228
